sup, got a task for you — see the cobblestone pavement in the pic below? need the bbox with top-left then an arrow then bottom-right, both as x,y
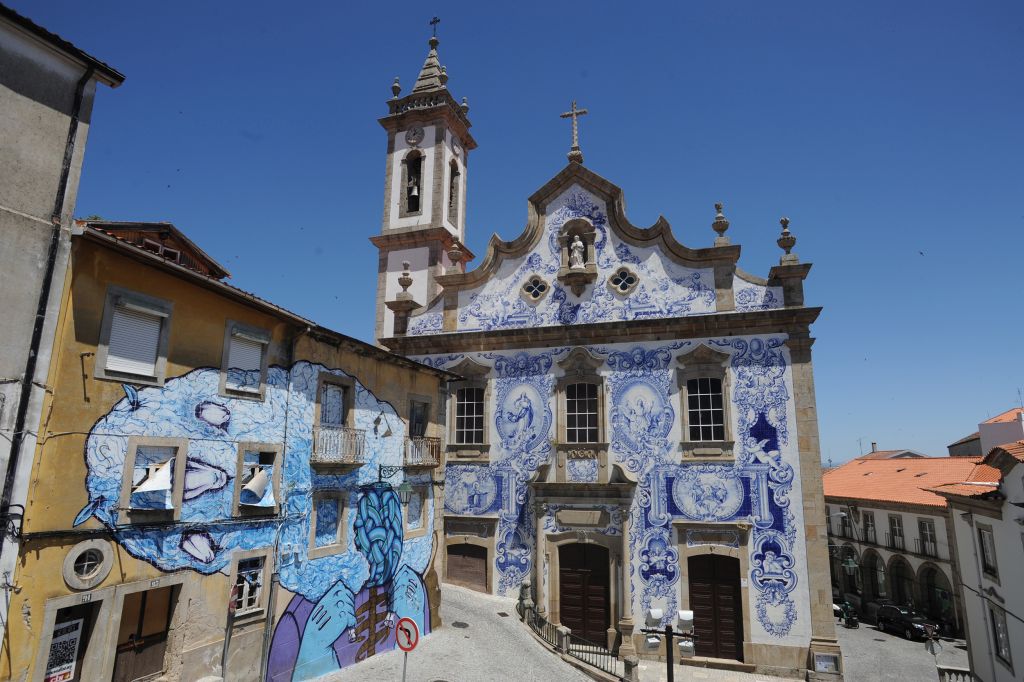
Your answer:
319,583 -> 590,682
836,621 -> 969,681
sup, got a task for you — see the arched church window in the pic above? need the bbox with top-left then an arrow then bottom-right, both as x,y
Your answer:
401,150 -> 423,216
608,267 -> 639,295
448,160 -> 460,223
521,275 -> 550,303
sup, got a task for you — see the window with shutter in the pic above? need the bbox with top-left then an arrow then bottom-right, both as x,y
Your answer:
221,322 -> 270,396
106,306 -> 163,377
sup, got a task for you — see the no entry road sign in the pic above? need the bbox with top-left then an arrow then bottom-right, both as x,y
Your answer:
395,617 -> 420,652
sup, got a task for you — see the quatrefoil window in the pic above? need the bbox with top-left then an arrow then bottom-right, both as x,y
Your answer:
609,267 -> 639,294
521,275 -> 550,302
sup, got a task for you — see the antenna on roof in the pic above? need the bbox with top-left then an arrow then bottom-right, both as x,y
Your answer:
1018,387 -> 1023,409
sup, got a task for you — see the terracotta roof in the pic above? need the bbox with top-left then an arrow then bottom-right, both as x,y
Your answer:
823,457 -> 999,508
925,482 -> 1001,500
983,407 -> 1024,424
80,220 -> 231,279
947,431 -> 980,447
991,441 -> 1024,463
855,448 -> 926,460
0,4 -> 124,86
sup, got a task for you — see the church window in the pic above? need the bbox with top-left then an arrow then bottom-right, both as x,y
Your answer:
454,387 -> 485,445
686,378 -> 724,441
521,275 -> 550,302
448,160 -> 460,223
565,382 -> 599,444
401,150 -> 423,216
676,345 -> 733,458
609,267 -> 639,295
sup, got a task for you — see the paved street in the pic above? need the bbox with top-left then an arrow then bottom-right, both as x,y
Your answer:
320,583 -> 590,682
836,621 -> 968,681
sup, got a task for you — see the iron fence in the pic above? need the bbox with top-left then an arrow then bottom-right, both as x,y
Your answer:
566,631 -> 624,680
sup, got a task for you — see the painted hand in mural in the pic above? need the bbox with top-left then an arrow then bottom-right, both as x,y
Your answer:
293,581 -> 357,681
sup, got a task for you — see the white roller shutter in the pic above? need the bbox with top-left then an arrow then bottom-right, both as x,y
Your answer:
226,333 -> 265,390
107,306 -> 163,376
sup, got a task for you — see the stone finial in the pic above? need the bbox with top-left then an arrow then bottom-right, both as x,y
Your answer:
391,77 -> 401,98
712,202 -> 731,246
440,65 -> 448,86
777,217 -> 798,264
398,261 -> 413,293
446,247 -> 464,274
461,96 -> 470,114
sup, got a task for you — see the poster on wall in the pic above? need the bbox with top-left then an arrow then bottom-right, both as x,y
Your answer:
44,619 -> 84,682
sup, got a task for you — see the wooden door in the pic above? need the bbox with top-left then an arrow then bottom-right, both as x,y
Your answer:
559,543 -> 610,644
112,586 -> 175,682
688,555 -> 743,661
446,543 -> 488,592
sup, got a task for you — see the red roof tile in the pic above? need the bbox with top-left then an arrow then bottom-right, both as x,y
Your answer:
925,482 -> 1000,499
991,441 -> 1024,463
855,448 -> 925,460
983,408 -> 1024,424
823,457 -> 995,508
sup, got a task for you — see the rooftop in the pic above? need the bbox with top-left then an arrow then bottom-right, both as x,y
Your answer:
855,448 -> 927,460
947,431 -> 980,448
982,407 -> 1024,424
823,456 -> 1000,508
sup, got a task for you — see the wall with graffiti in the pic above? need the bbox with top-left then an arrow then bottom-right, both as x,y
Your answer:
414,334 -> 812,646
76,360 -> 437,680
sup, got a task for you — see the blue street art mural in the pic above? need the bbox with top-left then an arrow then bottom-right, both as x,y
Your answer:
74,361 -> 437,681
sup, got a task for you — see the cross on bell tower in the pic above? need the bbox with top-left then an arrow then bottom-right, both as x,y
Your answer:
560,100 -> 588,164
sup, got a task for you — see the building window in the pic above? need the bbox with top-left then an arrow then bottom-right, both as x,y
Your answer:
918,519 -> 938,557
608,267 -> 639,295
96,287 -> 173,385
565,382 -> 599,444
676,345 -> 732,457
990,604 -> 1013,667
409,399 -> 429,439
232,556 -> 266,617
888,515 -> 905,551
119,437 -> 188,523
405,486 -> 428,539
863,512 -> 876,544
839,511 -> 853,539
309,492 -> 346,558
826,507 -> 833,536
455,387 -> 485,445
234,444 -> 281,515
521,275 -> 550,303
979,526 -> 998,578
220,321 -> 270,398
73,549 -> 103,579
62,539 -> 114,590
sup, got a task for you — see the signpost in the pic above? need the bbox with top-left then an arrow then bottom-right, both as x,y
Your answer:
395,616 -> 419,682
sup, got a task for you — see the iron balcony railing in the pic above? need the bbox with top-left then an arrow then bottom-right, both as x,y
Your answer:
886,532 -> 905,551
405,436 -> 441,467
566,631 -> 624,680
312,425 -> 366,465
915,538 -> 939,558
864,527 -> 877,544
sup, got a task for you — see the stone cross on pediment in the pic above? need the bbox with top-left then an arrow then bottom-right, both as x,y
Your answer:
560,100 -> 588,164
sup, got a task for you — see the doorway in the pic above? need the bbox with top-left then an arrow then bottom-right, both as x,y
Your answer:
446,543 -> 488,592
558,543 -> 610,644
688,554 -> 743,661
112,585 -> 176,682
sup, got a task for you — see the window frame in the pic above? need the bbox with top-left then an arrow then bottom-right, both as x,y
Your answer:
408,394 -> 432,440
446,357 -> 491,459
555,348 -> 607,447
989,603 -> 1013,670
95,286 -> 174,387
308,491 -> 349,559
232,442 -> 283,517
219,320 -> 271,400
118,436 -> 189,525
918,518 -> 938,557
228,548 -> 273,620
888,514 -> 905,549
399,149 -> 425,218
978,524 -> 999,580
676,345 -> 733,460
404,485 -> 429,539
315,373 -> 356,430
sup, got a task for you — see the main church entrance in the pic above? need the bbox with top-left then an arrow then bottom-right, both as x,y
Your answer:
688,554 -> 743,661
558,543 -> 610,644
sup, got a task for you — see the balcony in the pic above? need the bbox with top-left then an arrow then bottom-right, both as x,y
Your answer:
915,538 -> 939,558
885,532 -> 905,551
864,527 -> 877,544
405,436 -> 441,468
312,425 -> 366,470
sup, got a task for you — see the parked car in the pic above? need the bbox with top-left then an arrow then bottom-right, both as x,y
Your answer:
875,604 -> 939,640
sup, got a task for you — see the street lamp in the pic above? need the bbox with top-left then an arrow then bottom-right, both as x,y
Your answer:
365,464 -> 414,504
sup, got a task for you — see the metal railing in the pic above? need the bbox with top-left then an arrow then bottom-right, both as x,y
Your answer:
405,436 -> 441,467
566,631 -> 624,679
935,664 -> 972,682
312,425 -> 366,465
916,538 -> 938,558
865,527 -> 877,544
527,609 -> 559,649
886,532 -> 905,551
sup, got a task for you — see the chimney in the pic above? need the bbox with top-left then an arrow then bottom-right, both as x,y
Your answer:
871,442 -> 878,453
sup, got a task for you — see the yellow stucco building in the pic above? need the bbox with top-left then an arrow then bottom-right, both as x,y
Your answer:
3,220 -> 451,681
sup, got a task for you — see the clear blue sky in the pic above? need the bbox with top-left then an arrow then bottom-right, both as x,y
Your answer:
14,1 -> 1023,463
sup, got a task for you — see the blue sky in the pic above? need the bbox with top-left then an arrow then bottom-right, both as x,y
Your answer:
14,1 -> 1023,463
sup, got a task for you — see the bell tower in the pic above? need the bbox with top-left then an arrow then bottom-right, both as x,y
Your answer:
371,28 -> 476,342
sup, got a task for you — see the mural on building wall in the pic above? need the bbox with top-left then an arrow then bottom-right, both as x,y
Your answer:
421,335 -> 808,642
405,187 -> 717,337
73,361 -> 436,681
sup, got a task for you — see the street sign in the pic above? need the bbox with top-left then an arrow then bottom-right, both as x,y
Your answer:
395,617 -> 419,653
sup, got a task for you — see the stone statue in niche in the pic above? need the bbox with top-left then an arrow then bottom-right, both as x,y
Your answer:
569,235 -> 586,269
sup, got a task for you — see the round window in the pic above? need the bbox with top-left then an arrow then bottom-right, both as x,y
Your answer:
73,549 -> 103,579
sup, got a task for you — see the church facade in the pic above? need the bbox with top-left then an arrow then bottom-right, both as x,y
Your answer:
374,36 -> 842,679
